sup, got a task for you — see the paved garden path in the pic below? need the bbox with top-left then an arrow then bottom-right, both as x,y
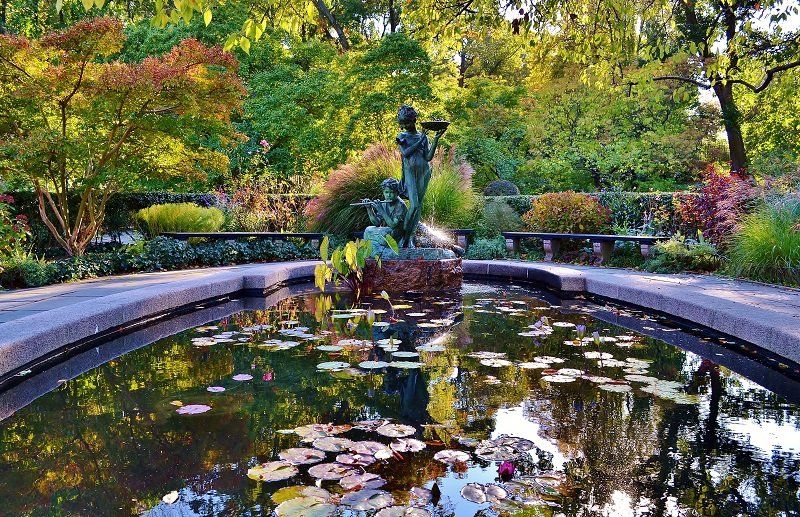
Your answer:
0,263 -> 268,323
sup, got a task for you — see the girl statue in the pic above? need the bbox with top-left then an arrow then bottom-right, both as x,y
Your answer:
396,105 -> 446,247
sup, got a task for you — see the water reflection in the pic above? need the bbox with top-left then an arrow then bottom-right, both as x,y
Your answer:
0,283 -> 797,515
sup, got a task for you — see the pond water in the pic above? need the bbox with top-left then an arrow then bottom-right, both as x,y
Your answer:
1,282 -> 799,516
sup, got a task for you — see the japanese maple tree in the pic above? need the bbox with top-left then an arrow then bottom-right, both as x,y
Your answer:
0,17 -> 244,255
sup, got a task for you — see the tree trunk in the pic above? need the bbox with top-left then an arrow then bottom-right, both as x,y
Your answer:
310,0 -> 349,51
713,80 -> 748,174
0,0 -> 7,34
388,0 -> 399,33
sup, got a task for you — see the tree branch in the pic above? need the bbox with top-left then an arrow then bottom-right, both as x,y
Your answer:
729,59 -> 800,93
653,75 -> 712,89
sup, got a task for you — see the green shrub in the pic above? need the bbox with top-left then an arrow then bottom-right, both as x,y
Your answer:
136,203 -> 224,237
492,195 -> 532,215
522,191 -> 611,233
726,196 -> 800,286
466,236 -> 508,260
483,180 -> 520,196
643,233 -> 721,274
476,199 -> 522,238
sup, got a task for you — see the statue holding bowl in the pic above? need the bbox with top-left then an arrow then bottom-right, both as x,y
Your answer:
396,105 -> 448,247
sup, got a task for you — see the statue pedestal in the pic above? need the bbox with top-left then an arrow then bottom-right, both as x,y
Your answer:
363,248 -> 462,294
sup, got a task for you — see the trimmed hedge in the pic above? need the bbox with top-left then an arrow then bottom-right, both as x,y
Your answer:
0,236 -> 317,289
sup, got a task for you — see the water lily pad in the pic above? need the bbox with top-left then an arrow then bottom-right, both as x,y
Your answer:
406,312 -> 427,317
474,443 -> 517,461
552,322 -> 576,328
336,453 -> 378,466
390,438 -> 426,452
206,386 -> 225,393
390,361 -> 424,369
307,462 -> 360,480
460,483 -> 508,504
493,435 -> 535,452
599,383 -> 632,392
340,472 -> 387,490
340,489 -> 395,511
373,322 -> 391,328
376,507 -> 432,517
377,423 -> 416,438
162,491 -> 179,504
316,345 -> 343,352
584,351 -> 614,360
392,351 -> 420,358
176,404 -> 211,415
480,358 -> 513,367
272,485 -> 332,504
433,449 -> 470,464
274,496 -> 336,517
359,360 -> 390,369
279,448 -> 327,465
409,487 -> 433,505
350,440 -> 393,459
232,374 -> 253,381
313,436 -> 355,452
331,313 -> 357,319
582,375 -> 613,383
557,368 -> 584,377
517,362 -> 550,369
295,423 -> 351,441
247,461 -> 298,482
317,361 -> 350,371
625,374 -> 660,383
467,351 -> 506,359
541,375 -> 575,383
533,356 -> 564,364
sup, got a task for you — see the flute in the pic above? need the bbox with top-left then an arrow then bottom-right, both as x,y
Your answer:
349,200 -> 392,206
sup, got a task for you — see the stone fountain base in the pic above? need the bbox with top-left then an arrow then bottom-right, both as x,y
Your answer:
363,248 -> 462,294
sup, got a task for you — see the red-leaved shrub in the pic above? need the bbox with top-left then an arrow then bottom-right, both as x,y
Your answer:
675,165 -> 761,247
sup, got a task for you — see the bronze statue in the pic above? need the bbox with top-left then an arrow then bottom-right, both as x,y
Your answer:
396,105 -> 446,247
360,178 -> 408,257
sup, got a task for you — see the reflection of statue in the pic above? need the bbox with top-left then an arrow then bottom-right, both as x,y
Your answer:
362,178 -> 407,257
396,105 -> 446,248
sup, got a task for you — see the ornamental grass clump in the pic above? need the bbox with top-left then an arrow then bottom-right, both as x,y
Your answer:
522,191 -> 611,234
305,143 -> 480,237
137,203 -> 224,237
726,196 -> 800,286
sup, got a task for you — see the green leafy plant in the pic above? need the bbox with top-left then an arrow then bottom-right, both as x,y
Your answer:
313,235 -> 398,299
726,196 -> 800,286
136,203 -> 225,237
475,199 -> 522,238
522,191 -> 611,234
643,232 -> 721,274
466,236 -> 508,260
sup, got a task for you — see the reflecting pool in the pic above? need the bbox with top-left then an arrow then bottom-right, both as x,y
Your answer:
0,282 -> 799,515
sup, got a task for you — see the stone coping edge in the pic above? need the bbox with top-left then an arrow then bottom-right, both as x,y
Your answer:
0,259 -> 797,378
0,261 -> 319,377
463,260 -> 800,365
